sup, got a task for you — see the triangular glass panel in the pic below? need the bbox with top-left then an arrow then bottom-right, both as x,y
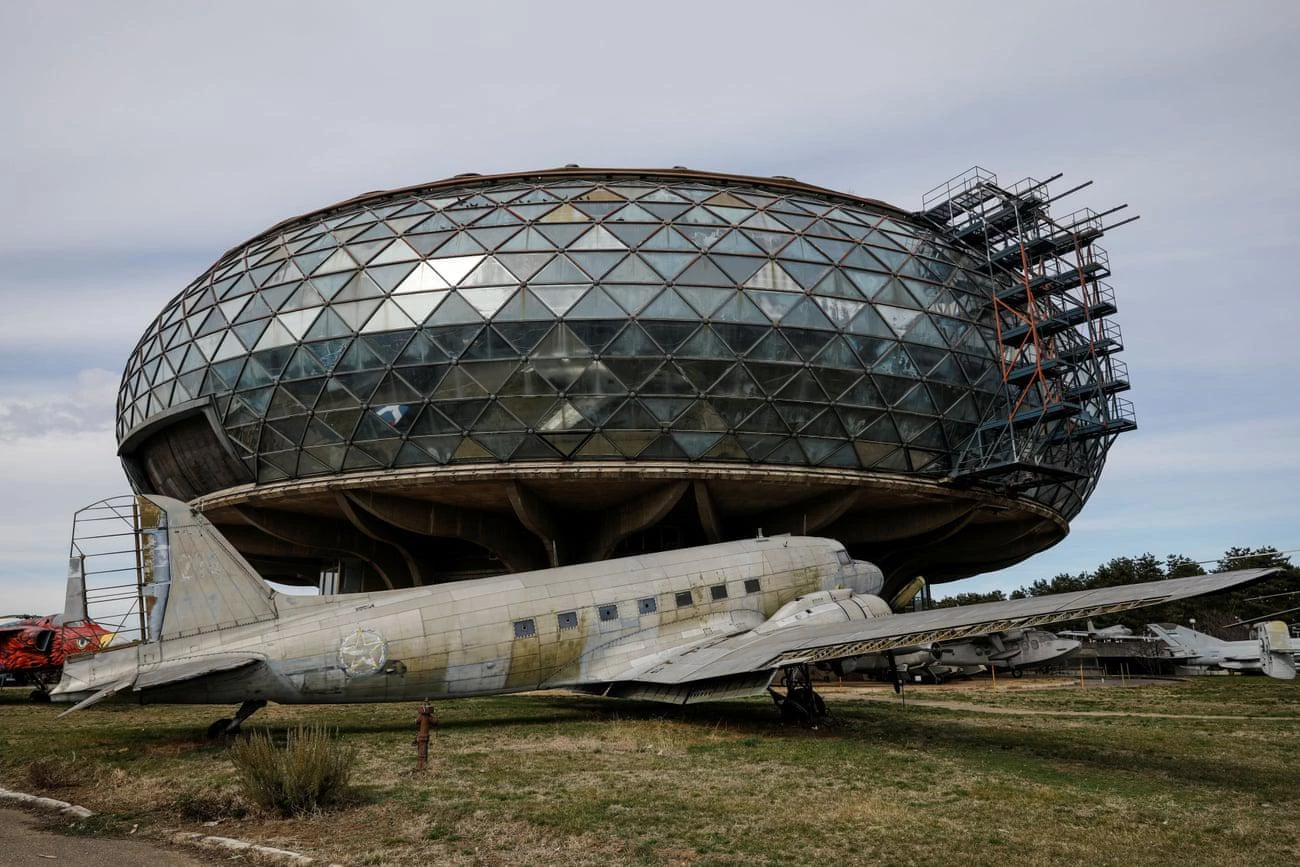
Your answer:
745,261 -> 800,292
508,202 -> 559,221
634,434 -> 688,460
805,219 -> 853,241
740,212 -> 789,233
538,203 -> 589,223
603,221 -> 660,248
639,202 -> 691,221
533,223 -> 588,249
210,331 -> 247,362
532,284 -> 588,317
281,281 -> 328,312
496,252 -> 553,281
574,432 -> 623,459
844,306 -> 894,341
710,254 -> 764,285
390,290 -> 447,326
604,283 -> 660,316
640,320 -> 697,353
813,296 -> 865,328
737,403 -> 790,434
333,369 -> 386,403
678,357 -> 733,393
434,368 -> 489,400
744,359 -> 800,393
677,206 -> 724,226
302,308 -> 352,342
429,254 -> 485,286
331,298 -> 383,331
447,436 -> 492,462
280,344 -> 327,379
275,308 -> 321,341
812,271 -> 864,301
783,261 -> 830,290
346,238 -> 391,266
406,404 -> 459,437
604,203 -> 659,223
701,434 -> 750,461
529,254 -> 589,284
460,326 -> 518,362
459,286 -> 515,318
799,409 -> 849,439
265,386 -> 307,421
842,247 -> 888,274
640,366 -> 695,399
605,399 -> 660,430
565,287 -> 625,320
711,293 -> 770,326
406,231 -> 454,257
393,331 -> 449,366
674,400 -> 728,432
781,237 -> 831,263
504,364 -> 564,398
639,288 -> 700,321
713,322 -> 767,354
748,290 -> 802,323
566,250 -> 625,280
781,297 -> 836,331
360,298 -> 416,333
811,335 -> 863,371
677,285 -> 732,318
313,248 -> 358,276
428,323 -> 484,359
426,291 -> 483,325
538,432 -> 591,457
641,227 -> 696,251
602,358 -> 660,391
675,257 -> 732,287
900,313 -> 947,348
775,370 -> 828,403
460,256 -> 518,288
233,294 -> 275,325
334,337 -> 387,374
570,225 -> 626,250
600,253 -> 662,283
876,304 -> 922,337
493,289 -> 555,322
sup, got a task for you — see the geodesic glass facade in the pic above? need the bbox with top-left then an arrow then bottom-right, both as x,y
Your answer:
118,171 -> 1092,517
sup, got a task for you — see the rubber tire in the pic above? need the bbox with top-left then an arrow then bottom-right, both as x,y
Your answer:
206,718 -> 236,739
29,689 -> 51,703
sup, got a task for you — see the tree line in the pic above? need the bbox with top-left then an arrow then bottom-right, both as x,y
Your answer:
932,547 -> 1298,639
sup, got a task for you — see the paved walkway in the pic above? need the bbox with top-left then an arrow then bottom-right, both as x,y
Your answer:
0,808 -> 222,865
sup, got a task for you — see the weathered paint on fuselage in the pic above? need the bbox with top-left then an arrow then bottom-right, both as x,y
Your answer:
61,536 -> 879,706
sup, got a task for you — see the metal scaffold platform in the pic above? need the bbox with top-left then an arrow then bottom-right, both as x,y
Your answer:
917,168 -> 1139,490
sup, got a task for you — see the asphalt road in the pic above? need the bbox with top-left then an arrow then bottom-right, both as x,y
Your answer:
0,808 -> 225,865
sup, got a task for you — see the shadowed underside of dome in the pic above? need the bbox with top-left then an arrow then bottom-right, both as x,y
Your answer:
116,167 -> 1131,597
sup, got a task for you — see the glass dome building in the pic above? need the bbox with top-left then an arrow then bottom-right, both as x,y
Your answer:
117,167 -> 1134,596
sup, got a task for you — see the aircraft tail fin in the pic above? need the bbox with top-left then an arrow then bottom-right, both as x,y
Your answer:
137,496 -> 278,641
1256,621 -> 1298,680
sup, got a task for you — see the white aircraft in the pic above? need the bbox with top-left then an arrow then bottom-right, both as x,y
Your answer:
1059,619 -> 1143,640
51,496 -> 1287,733
1145,623 -> 1298,678
930,629 -> 1080,676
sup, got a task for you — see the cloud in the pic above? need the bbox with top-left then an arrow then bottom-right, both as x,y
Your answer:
0,368 -> 121,440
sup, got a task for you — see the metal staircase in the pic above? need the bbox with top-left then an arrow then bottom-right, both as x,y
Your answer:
918,168 -> 1138,490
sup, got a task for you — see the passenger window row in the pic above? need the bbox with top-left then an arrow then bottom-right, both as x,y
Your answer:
513,577 -> 762,639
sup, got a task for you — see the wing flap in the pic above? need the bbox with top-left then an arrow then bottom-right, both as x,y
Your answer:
620,568 -> 1282,685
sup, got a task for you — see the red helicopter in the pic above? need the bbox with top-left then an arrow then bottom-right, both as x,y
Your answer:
0,614 -> 114,701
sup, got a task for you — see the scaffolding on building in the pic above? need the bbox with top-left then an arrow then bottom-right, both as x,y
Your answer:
918,168 -> 1138,490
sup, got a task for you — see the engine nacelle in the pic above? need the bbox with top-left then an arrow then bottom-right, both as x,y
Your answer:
755,589 -> 892,634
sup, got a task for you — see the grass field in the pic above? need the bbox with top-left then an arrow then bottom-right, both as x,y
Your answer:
1,678 -> 1297,866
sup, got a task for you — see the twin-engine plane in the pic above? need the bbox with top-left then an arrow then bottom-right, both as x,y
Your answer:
51,496 -> 1287,733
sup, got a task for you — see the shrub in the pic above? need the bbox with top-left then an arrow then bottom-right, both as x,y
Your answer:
229,725 -> 355,817
26,756 -> 81,789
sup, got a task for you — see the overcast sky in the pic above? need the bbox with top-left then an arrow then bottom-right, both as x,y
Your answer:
2,1 -> 1297,615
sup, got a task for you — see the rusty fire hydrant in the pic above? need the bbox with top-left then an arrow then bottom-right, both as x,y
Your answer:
414,701 -> 437,771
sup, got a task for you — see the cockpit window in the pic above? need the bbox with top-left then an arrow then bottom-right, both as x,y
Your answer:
836,550 -> 852,566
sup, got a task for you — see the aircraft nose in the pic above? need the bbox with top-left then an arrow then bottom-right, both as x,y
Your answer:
98,632 -> 116,648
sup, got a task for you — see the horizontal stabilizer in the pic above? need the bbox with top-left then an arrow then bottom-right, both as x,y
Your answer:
56,677 -> 134,718
136,653 -> 265,691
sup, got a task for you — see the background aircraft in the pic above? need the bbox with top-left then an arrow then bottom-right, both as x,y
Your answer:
839,629 -> 1078,683
1145,622 -> 1298,678
0,613 -> 112,701
51,495 -> 1288,733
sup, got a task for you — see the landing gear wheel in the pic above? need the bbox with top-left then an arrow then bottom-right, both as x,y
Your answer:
769,664 -> 828,727
206,718 -> 237,739
29,689 -> 51,703
1011,667 -> 1024,679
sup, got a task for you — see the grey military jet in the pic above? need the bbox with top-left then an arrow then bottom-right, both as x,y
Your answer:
1145,622 -> 1298,678
51,496 -> 1286,732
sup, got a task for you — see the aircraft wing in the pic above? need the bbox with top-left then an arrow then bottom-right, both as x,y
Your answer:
614,568 -> 1282,687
